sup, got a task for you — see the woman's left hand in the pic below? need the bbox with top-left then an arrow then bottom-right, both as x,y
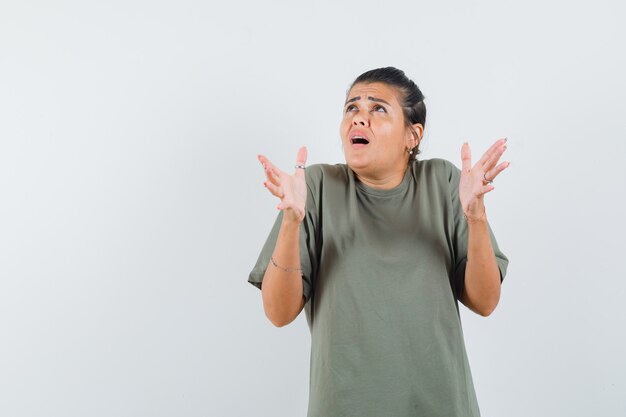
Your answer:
459,138 -> 510,221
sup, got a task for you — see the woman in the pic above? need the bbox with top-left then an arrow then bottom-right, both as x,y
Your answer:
248,67 -> 510,417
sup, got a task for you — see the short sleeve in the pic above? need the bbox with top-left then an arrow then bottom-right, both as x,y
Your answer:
446,160 -> 509,302
247,168 -> 321,302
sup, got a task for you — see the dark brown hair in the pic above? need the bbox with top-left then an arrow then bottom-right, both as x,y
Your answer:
348,67 -> 426,161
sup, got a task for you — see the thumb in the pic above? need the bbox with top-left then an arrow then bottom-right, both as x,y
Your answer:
461,142 -> 471,173
296,146 -> 307,165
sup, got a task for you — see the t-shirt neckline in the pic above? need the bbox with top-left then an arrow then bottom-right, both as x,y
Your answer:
353,163 -> 413,197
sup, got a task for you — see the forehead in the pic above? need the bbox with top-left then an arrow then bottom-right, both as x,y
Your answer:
346,82 -> 402,106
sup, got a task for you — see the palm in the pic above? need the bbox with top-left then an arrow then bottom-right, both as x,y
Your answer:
459,139 -> 509,219
258,146 -> 308,223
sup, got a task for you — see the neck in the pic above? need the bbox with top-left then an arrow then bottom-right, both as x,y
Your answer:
354,165 -> 408,190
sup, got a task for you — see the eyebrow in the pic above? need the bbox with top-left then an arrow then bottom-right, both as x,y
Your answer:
344,96 -> 391,106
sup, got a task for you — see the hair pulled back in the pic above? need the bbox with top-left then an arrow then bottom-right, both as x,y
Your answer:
348,67 -> 426,161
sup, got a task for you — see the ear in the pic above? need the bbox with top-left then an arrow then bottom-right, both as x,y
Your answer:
405,123 -> 424,149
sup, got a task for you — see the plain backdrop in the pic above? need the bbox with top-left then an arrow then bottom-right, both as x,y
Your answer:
1,0 -> 625,416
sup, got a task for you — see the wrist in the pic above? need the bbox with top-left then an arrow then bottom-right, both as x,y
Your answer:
464,209 -> 487,223
281,212 -> 303,228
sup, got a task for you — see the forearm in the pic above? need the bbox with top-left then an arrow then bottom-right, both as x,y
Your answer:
261,216 -> 306,327
464,215 -> 501,316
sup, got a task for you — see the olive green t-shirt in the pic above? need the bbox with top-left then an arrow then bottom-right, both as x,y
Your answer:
248,158 -> 509,417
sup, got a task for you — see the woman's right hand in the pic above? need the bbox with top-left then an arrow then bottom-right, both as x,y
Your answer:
258,146 -> 308,224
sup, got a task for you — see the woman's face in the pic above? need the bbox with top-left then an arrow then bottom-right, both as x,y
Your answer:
339,82 -> 422,177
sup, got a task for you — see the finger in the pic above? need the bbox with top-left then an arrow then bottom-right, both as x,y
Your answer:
257,154 -> 270,167
461,142 -> 472,173
258,155 -> 285,177
486,161 -> 510,181
265,165 -> 281,187
264,180 -> 284,199
476,184 -> 495,196
481,147 -> 502,172
296,146 -> 307,165
295,146 -> 307,175
481,142 -> 507,172
277,201 -> 296,211
259,155 -> 284,187
477,137 -> 507,167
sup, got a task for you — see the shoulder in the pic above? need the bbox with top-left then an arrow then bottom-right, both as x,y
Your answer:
302,163 -> 349,211
417,157 -> 461,183
304,163 -> 350,187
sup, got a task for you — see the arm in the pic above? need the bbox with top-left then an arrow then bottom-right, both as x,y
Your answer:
458,138 -> 510,316
261,217 -> 307,327
462,215 -> 501,316
257,146 -> 309,327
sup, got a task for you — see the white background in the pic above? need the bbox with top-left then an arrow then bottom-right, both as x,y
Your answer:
1,0 -> 625,416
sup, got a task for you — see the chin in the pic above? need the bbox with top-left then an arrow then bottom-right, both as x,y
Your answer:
345,154 -> 371,171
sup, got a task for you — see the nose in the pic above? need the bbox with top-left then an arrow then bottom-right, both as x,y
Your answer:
351,110 -> 370,127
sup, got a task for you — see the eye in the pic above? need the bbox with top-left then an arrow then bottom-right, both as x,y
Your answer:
373,104 -> 387,112
345,104 -> 356,112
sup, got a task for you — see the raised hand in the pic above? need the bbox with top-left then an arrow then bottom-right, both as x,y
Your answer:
258,146 -> 308,224
459,138 -> 510,221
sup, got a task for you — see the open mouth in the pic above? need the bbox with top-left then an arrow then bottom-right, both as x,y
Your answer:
351,136 -> 370,145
